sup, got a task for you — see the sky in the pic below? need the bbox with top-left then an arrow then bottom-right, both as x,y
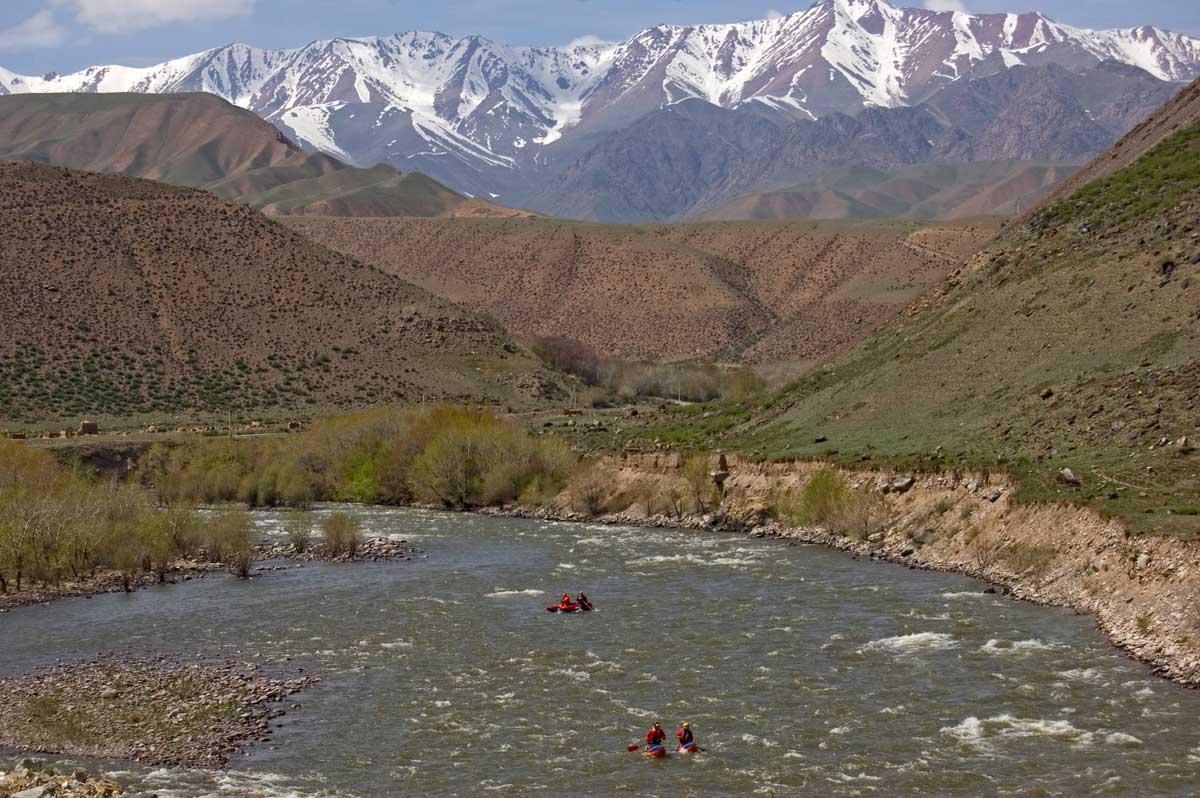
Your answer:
0,0 -> 1197,76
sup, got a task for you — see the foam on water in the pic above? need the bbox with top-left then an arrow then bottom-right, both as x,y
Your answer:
486,589 -> 545,597
861,632 -> 958,654
979,638 -> 1061,655
939,714 -> 1140,748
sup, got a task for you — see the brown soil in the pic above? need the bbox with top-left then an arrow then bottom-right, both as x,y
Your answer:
0,161 -> 559,423
286,216 -> 997,364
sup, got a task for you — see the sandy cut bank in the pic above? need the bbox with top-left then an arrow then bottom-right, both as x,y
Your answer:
492,453 -> 1200,687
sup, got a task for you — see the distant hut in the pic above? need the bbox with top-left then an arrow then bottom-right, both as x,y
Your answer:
78,420 -> 99,435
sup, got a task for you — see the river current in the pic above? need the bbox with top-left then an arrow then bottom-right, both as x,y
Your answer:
2,506 -> 1199,797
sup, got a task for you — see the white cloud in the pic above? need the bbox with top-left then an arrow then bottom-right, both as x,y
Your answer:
563,34 -> 610,50
57,0 -> 255,35
0,10 -> 66,51
924,0 -> 969,11
767,9 -> 786,20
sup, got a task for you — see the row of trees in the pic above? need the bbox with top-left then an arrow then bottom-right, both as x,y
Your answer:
141,405 -> 577,510
0,439 -> 253,594
531,336 -> 766,403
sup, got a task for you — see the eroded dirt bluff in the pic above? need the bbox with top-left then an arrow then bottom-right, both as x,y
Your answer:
285,217 -> 997,363
538,454 -> 1200,686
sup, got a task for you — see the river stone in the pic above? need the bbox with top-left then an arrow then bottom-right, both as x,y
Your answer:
890,476 -> 915,494
1057,468 -> 1082,487
13,787 -> 49,798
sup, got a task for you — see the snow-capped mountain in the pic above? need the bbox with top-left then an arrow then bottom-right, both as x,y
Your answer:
2,0 -> 1198,203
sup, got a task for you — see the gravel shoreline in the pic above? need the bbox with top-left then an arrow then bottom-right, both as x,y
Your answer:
0,657 -> 317,769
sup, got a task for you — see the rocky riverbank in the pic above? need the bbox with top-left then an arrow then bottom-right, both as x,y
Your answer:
254,536 -> 422,563
485,452 -> 1200,688
0,657 -> 317,768
1,761 -> 126,798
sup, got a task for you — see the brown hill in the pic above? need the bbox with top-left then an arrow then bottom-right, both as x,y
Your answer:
0,93 -> 507,218
0,162 -> 557,424
698,162 -> 1079,222
286,216 -> 997,366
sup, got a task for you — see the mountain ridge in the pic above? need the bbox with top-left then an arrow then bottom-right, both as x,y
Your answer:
1,0 -> 1197,209
0,92 -> 492,218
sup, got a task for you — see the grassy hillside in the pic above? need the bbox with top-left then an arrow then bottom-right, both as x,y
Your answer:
717,119 -> 1200,537
288,216 -> 997,365
0,93 -> 479,218
0,162 -> 558,427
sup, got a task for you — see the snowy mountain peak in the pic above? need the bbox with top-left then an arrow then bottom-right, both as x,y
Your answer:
1,3 -> 1197,200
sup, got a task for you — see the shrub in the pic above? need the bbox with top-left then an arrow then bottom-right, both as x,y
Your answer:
531,336 -> 602,385
322,511 -> 361,558
723,366 -> 766,401
838,491 -> 892,541
1004,542 -> 1057,577
770,469 -> 891,541
207,509 -> 254,577
681,453 -> 716,513
285,509 -> 313,553
1136,612 -> 1153,635
569,464 -> 609,516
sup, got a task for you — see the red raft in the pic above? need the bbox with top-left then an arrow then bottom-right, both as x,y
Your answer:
546,601 -> 593,613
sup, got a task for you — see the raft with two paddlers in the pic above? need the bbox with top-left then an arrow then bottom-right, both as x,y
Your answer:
546,597 -> 593,613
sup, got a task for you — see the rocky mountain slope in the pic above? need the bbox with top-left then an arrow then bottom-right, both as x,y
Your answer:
0,162 -> 556,424
287,216 -> 996,365
534,62 -> 1181,220
1,1 -> 1196,216
728,78 -> 1200,536
0,93 -> 485,218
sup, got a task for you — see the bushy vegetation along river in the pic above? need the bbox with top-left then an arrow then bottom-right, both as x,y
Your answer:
3,507 -> 1199,796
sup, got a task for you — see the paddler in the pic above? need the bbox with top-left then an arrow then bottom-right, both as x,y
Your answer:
576,591 -> 593,611
646,722 -> 666,748
676,722 -> 694,749
559,592 -> 573,609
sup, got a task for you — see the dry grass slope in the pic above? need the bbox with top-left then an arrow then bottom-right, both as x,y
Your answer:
0,162 -> 558,423
287,216 -> 997,365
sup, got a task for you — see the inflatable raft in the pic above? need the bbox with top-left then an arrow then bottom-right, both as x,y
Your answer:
644,744 -> 667,758
678,741 -> 699,754
546,601 -> 593,613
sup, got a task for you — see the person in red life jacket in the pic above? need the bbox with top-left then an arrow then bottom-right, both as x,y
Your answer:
646,722 -> 666,748
559,593 -> 572,609
676,722 -> 694,749
576,591 -> 592,611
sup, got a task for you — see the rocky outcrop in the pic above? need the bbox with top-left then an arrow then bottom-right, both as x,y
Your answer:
1,761 -> 125,798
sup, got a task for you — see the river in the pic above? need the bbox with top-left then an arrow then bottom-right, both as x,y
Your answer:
2,506 -> 1199,796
